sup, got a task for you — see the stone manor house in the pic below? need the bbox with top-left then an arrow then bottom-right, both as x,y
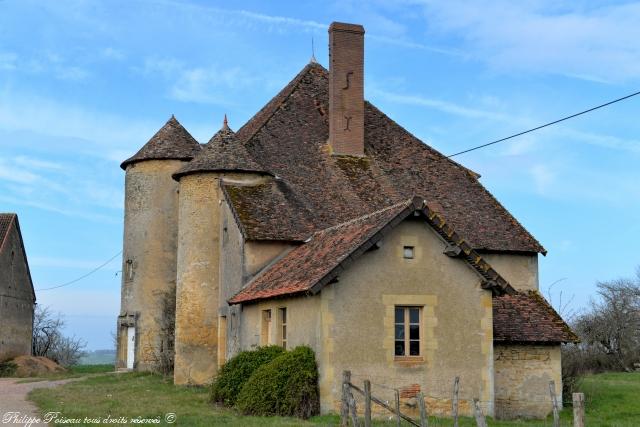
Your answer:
116,22 -> 577,419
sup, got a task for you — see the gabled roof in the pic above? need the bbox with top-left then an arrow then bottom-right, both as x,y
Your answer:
0,213 -> 36,303
224,62 -> 545,254
173,119 -> 270,180
121,116 -> 201,170
493,291 -> 579,343
229,197 -> 515,305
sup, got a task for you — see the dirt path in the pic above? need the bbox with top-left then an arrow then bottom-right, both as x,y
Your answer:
0,377 -> 81,426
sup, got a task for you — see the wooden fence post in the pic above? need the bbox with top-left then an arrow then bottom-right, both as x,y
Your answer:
417,391 -> 428,427
549,380 -> 559,427
348,391 -> 359,427
473,399 -> 487,427
573,392 -> 585,427
395,389 -> 401,427
341,371 -> 351,427
452,376 -> 460,427
364,380 -> 372,427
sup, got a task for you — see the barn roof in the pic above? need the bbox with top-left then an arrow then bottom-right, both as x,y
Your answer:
0,213 -> 16,250
121,115 -> 201,170
222,62 -> 545,254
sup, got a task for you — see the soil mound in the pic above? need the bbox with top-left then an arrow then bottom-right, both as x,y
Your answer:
11,356 -> 66,377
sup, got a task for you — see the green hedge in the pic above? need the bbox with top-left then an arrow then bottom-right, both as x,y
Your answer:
210,345 -> 284,406
236,346 -> 320,419
0,361 -> 17,377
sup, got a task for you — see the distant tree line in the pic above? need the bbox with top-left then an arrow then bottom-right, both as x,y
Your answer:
32,306 -> 87,367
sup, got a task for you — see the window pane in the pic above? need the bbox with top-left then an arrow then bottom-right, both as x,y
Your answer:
409,324 -> 420,340
395,307 -> 404,323
409,308 -> 419,324
282,325 -> 287,340
395,341 -> 405,356
395,324 -> 404,340
280,308 -> 286,323
409,340 -> 420,356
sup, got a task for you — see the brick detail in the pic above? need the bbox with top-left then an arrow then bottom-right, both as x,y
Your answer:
328,22 -> 365,157
399,384 -> 421,398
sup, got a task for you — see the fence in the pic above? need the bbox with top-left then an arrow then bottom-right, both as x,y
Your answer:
340,370 -> 586,427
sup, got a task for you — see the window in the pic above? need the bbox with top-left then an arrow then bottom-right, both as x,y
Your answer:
394,306 -> 421,357
125,259 -> 134,281
278,308 -> 287,349
403,246 -> 414,259
261,310 -> 272,345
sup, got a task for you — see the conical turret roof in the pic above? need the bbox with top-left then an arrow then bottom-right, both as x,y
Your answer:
172,117 -> 270,180
120,115 -> 201,170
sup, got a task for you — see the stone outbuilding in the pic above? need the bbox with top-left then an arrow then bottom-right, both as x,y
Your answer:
0,213 -> 35,361
116,21 -> 577,419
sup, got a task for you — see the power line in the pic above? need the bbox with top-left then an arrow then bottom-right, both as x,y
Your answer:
447,89 -> 640,158
36,250 -> 122,291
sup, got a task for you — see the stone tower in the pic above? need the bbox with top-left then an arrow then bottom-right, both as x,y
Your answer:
117,116 -> 201,371
171,117 -> 271,385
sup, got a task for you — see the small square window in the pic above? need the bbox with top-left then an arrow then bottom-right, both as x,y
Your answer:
403,246 -> 414,259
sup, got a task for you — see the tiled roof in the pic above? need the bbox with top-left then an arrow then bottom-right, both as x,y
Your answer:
226,62 -> 545,254
0,213 -> 16,251
493,291 -> 579,343
121,116 -> 201,170
173,120 -> 270,180
229,197 -> 515,305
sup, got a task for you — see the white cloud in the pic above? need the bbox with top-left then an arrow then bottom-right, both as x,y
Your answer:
369,87 -> 508,121
415,0 -> 640,82
529,164 -> 555,195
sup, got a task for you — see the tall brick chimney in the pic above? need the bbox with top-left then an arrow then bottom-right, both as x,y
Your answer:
329,22 -> 365,157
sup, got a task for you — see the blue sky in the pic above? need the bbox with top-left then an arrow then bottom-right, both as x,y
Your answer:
1,0 -> 639,350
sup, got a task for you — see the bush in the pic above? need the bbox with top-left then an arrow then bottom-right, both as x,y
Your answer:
0,361 -> 17,377
210,345 -> 284,406
236,346 -> 319,419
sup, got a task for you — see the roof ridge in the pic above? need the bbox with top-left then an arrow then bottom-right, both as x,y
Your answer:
236,62 -> 327,144
309,198 -> 414,238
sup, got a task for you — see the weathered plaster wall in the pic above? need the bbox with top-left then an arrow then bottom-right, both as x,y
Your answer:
235,218 -> 494,417
0,224 -> 34,361
494,344 -> 561,419
481,253 -> 538,291
321,218 -> 494,417
238,295 -> 321,352
174,173 -> 221,385
117,160 -> 184,371
244,241 -> 295,277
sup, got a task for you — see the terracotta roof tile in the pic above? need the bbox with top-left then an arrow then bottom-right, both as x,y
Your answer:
226,63 -> 545,254
493,291 -> 579,343
173,122 -> 270,180
229,197 -> 515,305
121,116 -> 201,170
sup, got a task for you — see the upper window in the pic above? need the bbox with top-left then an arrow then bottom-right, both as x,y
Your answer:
394,306 -> 421,357
403,246 -> 414,259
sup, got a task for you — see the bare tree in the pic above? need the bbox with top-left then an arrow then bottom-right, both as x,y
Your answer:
573,273 -> 640,371
32,305 -> 87,367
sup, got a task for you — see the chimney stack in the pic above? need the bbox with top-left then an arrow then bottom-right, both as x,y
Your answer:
329,22 -> 365,157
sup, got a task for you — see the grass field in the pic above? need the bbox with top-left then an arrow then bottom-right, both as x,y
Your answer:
15,364 -> 114,383
28,370 -> 640,426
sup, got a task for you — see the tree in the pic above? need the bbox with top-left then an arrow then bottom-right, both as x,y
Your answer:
32,306 -> 87,367
573,271 -> 640,371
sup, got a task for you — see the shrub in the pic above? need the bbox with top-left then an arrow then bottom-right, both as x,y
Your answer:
210,345 -> 284,406
0,361 -> 17,377
236,346 -> 319,419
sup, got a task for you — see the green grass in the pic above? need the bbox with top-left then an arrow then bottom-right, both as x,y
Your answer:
28,371 -> 640,426
16,364 -> 114,383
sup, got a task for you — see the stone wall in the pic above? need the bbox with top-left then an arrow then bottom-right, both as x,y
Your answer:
494,344 -> 561,419
481,253 -> 539,291
0,218 -> 34,361
117,160 -> 184,371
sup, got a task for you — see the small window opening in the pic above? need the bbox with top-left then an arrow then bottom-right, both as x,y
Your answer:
403,246 -> 414,259
261,309 -> 272,345
278,308 -> 287,349
394,306 -> 422,357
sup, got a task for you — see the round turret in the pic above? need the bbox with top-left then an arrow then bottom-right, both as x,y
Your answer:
116,115 -> 201,372
172,116 -> 271,385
